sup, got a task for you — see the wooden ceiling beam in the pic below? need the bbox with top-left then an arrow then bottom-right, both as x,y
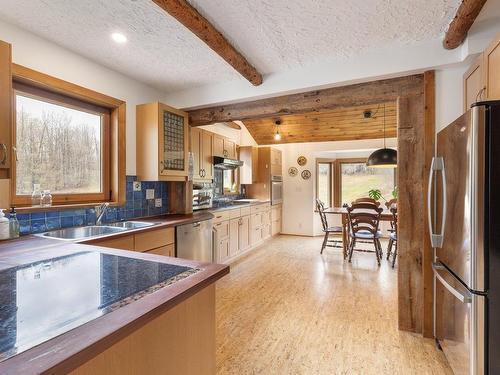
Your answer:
187,75 -> 423,126
152,0 -> 263,85
443,0 -> 487,49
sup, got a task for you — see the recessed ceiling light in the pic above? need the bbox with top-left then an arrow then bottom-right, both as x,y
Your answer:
111,32 -> 127,44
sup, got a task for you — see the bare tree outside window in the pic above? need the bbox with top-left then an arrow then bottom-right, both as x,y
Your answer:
15,94 -> 102,195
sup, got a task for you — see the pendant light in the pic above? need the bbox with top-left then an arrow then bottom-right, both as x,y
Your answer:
366,104 -> 397,168
274,120 -> 282,141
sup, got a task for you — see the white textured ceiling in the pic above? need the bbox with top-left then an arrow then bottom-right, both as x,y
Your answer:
0,0 -> 460,93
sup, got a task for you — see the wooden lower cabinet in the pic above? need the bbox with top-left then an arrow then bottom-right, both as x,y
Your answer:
250,226 -> 262,246
229,219 -> 239,257
271,204 -> 282,236
146,244 -> 175,257
217,237 -> 230,263
88,235 -> 135,251
70,285 -> 216,375
213,204 -> 273,264
88,227 -> 176,257
238,215 -> 250,251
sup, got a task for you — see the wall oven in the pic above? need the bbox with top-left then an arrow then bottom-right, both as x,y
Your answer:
271,175 -> 283,205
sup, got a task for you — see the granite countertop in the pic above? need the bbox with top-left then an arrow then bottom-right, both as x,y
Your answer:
0,212 -> 228,374
208,200 -> 271,213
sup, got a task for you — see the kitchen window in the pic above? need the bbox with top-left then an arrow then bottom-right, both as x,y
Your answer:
9,65 -> 127,207
316,162 -> 333,208
334,158 -> 396,206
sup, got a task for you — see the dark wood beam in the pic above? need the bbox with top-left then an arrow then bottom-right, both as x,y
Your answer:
152,0 -> 263,85
222,121 -> 241,130
187,75 -> 424,126
443,0 -> 487,49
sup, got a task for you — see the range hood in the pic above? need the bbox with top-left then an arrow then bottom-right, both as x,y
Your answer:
213,156 -> 243,170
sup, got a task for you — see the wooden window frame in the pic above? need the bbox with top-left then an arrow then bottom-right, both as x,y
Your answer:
333,157 -> 396,207
315,158 -> 334,208
10,64 -> 126,209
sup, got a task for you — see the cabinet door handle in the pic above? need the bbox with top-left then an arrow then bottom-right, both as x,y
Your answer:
0,144 -> 7,165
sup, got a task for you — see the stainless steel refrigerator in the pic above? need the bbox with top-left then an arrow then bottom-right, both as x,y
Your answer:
429,100 -> 500,375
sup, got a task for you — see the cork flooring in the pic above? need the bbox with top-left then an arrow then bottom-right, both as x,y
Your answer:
215,235 -> 452,375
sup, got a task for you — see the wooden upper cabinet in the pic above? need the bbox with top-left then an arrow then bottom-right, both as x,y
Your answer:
213,134 -> 224,158
190,127 -> 213,181
271,148 -> 282,166
213,133 -> 237,159
191,127 -> 202,180
463,32 -> 500,111
0,41 -> 12,173
464,53 -> 484,111
224,139 -> 236,159
239,146 -> 259,184
136,102 -> 189,181
485,33 -> 500,101
202,131 -> 213,179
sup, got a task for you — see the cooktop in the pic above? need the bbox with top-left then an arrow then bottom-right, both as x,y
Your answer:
0,251 -> 195,362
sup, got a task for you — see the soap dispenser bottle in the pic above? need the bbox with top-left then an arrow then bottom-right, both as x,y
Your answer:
0,209 -> 9,240
9,207 -> 19,239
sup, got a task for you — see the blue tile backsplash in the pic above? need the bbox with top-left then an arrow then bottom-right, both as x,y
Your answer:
17,176 -> 170,236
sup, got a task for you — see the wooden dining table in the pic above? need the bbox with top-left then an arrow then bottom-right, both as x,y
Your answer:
323,207 -> 394,257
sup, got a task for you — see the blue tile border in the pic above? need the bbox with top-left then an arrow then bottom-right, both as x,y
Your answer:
13,176 -> 170,235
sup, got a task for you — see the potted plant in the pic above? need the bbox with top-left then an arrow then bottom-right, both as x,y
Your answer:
368,187 -> 398,202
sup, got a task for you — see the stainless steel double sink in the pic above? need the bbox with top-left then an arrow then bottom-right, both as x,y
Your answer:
36,221 -> 157,241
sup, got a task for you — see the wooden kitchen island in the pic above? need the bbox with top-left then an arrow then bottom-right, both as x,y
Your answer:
0,216 -> 229,375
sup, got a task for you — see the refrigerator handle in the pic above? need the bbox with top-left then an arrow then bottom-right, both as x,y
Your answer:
428,157 -> 446,248
432,262 -> 472,303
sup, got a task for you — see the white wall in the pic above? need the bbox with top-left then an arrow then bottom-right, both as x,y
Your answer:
0,19 -> 165,175
435,63 -> 469,132
271,138 -> 397,237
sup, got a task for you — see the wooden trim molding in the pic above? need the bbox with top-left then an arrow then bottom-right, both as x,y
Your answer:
422,70 -> 436,338
187,75 -> 424,126
443,0 -> 487,49
11,64 -> 126,207
152,0 -> 262,86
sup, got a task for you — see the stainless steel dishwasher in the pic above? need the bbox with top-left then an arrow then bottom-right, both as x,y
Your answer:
176,218 -> 214,262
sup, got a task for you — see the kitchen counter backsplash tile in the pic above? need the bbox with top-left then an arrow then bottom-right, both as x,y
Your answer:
17,176 -> 169,235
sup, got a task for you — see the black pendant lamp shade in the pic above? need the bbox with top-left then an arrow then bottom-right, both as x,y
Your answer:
367,103 -> 397,168
366,148 -> 397,168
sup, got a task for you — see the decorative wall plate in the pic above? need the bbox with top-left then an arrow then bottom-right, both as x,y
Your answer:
297,156 -> 307,166
288,167 -> 298,177
301,169 -> 311,180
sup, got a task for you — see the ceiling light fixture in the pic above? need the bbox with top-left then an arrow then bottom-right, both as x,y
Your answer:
366,104 -> 397,168
111,32 -> 127,44
274,120 -> 282,141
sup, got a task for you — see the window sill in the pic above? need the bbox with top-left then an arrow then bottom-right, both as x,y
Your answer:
15,201 -> 121,213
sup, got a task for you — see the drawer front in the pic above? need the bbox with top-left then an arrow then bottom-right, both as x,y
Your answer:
93,235 -> 135,251
229,208 -> 241,219
214,220 -> 230,238
271,206 -> 282,221
135,227 -> 175,252
251,204 -> 268,214
146,244 -> 175,257
240,207 -> 251,216
212,210 -> 230,223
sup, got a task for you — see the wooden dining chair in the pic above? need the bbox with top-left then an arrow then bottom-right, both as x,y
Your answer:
315,199 -> 343,255
352,197 -> 381,207
385,199 -> 397,210
386,207 -> 398,268
346,203 -> 383,265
